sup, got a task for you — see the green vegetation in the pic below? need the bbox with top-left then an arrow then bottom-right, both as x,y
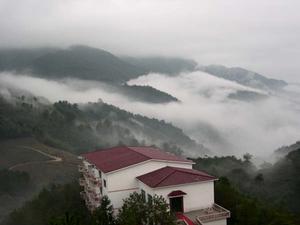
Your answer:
215,177 -> 297,225
0,138 -> 79,222
0,170 -> 30,195
0,46 -> 145,84
118,84 -> 178,103
192,149 -> 300,216
0,95 -> 207,155
118,192 -> 175,225
2,183 -> 175,225
0,46 -> 179,104
2,182 -> 89,225
3,178 -> 298,225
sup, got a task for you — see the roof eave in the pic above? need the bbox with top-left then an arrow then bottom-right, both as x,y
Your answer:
137,178 -> 218,190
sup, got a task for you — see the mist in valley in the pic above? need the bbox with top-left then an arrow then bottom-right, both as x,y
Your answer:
1,71 -> 299,157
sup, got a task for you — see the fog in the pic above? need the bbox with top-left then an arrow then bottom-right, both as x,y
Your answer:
1,71 -> 300,157
1,0 -> 300,82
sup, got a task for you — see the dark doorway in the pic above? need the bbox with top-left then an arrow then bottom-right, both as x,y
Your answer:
169,196 -> 184,213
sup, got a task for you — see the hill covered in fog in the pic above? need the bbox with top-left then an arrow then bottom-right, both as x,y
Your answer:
199,65 -> 287,91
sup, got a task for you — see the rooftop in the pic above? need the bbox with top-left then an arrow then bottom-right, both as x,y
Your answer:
136,166 -> 216,188
81,146 -> 192,173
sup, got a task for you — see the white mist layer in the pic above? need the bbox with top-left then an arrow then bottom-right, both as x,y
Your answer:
1,71 -> 299,157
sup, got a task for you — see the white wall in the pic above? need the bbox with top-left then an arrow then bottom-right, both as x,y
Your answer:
106,160 -> 192,191
104,160 -> 192,210
138,180 -> 215,212
203,219 -> 227,225
108,188 -> 139,210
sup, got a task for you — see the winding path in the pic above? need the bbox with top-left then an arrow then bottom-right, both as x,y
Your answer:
9,146 -> 63,171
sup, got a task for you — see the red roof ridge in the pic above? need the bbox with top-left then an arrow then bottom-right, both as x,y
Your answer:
82,145 -> 132,155
127,146 -> 189,162
81,146 -> 192,173
137,166 -> 216,188
174,167 -> 215,179
153,167 -> 178,187
126,146 -> 152,160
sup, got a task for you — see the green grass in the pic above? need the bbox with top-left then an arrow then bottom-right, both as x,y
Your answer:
0,138 -> 80,222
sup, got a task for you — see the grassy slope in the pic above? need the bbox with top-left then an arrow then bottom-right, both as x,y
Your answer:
0,138 -> 79,222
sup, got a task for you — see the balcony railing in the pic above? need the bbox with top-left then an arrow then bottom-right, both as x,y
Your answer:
195,204 -> 230,224
78,165 -> 84,172
79,178 -> 85,186
80,191 -> 86,199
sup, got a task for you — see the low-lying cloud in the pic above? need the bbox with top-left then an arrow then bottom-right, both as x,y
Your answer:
1,71 -> 299,157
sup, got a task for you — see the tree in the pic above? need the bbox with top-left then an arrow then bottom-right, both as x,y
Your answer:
117,192 -> 176,225
254,173 -> 264,184
92,196 -> 116,225
49,212 -> 81,225
117,192 -> 147,225
243,153 -> 253,163
147,195 -> 176,225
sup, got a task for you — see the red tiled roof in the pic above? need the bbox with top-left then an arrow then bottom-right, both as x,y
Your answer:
81,146 -> 192,173
168,190 -> 187,197
136,166 -> 216,188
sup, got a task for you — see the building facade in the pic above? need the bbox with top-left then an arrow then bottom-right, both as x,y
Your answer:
78,146 -> 230,225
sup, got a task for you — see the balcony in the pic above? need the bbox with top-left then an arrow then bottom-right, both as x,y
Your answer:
184,204 -> 230,224
93,196 -> 101,204
79,178 -> 85,186
78,165 -> 84,172
80,191 -> 86,199
91,191 -> 101,199
89,175 -> 101,184
86,185 -> 93,193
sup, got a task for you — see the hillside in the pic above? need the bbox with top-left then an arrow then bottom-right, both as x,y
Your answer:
0,46 -> 145,83
0,91 -> 209,156
0,46 -> 181,104
273,141 -> 300,159
121,56 -> 197,75
192,148 -> 300,214
199,65 -> 287,91
0,138 -> 79,222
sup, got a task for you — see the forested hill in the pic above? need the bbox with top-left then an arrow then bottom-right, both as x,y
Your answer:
0,45 -> 145,83
0,94 -> 209,156
192,147 -> 300,214
0,46 -> 181,104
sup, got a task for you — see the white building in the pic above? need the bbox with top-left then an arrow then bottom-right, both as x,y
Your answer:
79,146 -> 230,225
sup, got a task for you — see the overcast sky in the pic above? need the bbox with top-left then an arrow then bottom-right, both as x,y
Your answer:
0,0 -> 300,82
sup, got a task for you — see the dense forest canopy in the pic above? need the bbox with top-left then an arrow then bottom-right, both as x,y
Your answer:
0,93 -> 208,155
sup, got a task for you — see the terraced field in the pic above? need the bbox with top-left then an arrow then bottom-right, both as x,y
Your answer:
0,138 -> 80,222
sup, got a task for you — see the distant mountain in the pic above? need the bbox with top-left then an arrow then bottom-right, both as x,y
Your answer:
121,56 -> 197,75
117,84 -> 178,103
31,45 -> 147,83
228,90 -> 268,102
0,45 -> 145,83
0,47 -> 60,74
199,65 -> 288,91
0,46 -> 180,104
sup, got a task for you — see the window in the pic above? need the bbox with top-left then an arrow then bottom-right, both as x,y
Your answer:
141,189 -> 146,202
103,179 -> 107,188
100,187 -> 103,195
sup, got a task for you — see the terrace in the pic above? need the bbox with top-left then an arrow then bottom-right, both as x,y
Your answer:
184,204 -> 230,224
